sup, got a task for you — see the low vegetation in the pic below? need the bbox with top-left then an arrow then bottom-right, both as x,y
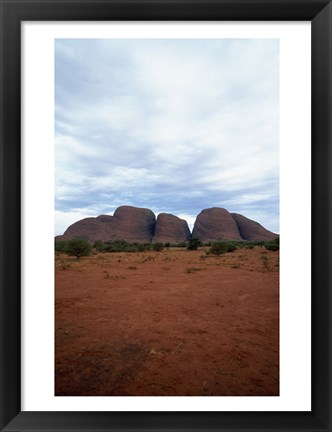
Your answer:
55,236 -> 279,256
61,238 -> 92,261
187,238 -> 202,251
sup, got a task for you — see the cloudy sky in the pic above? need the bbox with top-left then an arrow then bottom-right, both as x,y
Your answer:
55,38 -> 279,235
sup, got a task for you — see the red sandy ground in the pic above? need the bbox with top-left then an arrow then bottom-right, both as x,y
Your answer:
55,247 -> 279,396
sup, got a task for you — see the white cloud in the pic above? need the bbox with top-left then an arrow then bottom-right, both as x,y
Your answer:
55,38 -> 279,235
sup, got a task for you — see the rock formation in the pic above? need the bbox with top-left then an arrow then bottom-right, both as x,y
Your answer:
55,217 -> 108,243
55,205 -> 277,244
192,207 -> 243,242
230,213 -> 277,241
109,206 -> 156,243
56,206 -> 155,243
153,213 -> 191,243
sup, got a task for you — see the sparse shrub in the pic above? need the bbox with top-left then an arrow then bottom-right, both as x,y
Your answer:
126,245 -> 139,252
135,243 -> 146,252
185,267 -> 202,274
128,265 -> 137,270
264,239 -> 279,251
209,241 -> 229,256
64,238 -> 92,261
164,242 -> 171,249
176,241 -> 188,248
60,260 -> 71,270
101,240 -> 143,253
187,238 -> 201,251
243,241 -> 256,249
94,240 -> 106,252
142,255 -> 155,263
152,242 -> 164,252
226,241 -> 238,253
261,255 -> 269,268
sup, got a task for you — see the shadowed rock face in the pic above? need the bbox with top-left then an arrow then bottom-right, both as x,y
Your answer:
153,213 -> 191,243
192,207 -> 243,242
230,213 -> 277,241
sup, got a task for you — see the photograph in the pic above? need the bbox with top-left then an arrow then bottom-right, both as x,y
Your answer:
1,0 -> 331,430
54,38 -> 280,396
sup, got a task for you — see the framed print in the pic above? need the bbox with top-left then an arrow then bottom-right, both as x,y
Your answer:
1,0 -> 331,431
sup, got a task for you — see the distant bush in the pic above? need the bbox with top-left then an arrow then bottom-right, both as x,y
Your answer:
244,241 -> 256,249
135,243 -> 147,252
185,267 -> 203,274
152,242 -> 164,252
209,241 -> 229,256
94,240 -> 154,253
256,241 -> 266,247
226,241 -> 238,253
175,241 -> 188,248
209,241 -> 239,255
264,241 -> 279,251
187,238 -> 201,251
94,240 -> 105,252
64,238 -> 92,261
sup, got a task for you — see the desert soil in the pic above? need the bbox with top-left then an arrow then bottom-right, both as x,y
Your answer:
55,247 -> 279,396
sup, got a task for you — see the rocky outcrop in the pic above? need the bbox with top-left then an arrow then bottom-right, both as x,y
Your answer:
192,207 -> 243,242
55,217 -> 109,242
56,206 -> 155,243
153,213 -> 191,243
230,213 -> 277,241
55,205 -> 278,244
109,206 -> 156,243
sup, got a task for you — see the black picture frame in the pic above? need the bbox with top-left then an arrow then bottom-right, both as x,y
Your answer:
1,0 -> 331,431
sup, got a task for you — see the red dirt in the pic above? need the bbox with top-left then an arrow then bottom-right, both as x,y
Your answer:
55,247 -> 279,396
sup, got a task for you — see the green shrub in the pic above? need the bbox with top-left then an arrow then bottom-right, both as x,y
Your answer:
142,243 -> 152,251
94,240 -> 106,252
226,241 -> 238,253
265,242 -> 279,251
264,237 -> 279,251
102,240 -> 136,252
209,241 -> 229,256
64,238 -> 92,260
176,241 -> 188,248
135,243 -> 146,252
152,242 -> 164,252
187,238 -> 201,251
